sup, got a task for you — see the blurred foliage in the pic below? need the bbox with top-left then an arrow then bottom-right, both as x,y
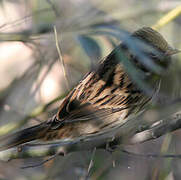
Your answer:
0,0 -> 181,180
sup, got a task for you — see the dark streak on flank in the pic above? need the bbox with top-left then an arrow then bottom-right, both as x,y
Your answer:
117,96 -> 127,105
105,69 -> 115,87
120,74 -> 125,88
93,69 -> 115,100
113,96 -> 125,105
94,95 -> 109,104
100,95 -> 117,106
111,87 -> 118,93
92,84 -> 107,99
79,92 -> 85,100
123,95 -> 133,105
86,90 -> 92,98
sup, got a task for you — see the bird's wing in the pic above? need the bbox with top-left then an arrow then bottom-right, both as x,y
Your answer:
49,63 -> 149,131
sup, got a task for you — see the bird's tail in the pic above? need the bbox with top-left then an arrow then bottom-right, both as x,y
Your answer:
0,122 -> 50,151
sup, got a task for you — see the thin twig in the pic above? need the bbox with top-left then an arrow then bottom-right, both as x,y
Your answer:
85,147 -> 96,180
152,5 -> 181,30
21,154 -> 58,169
54,25 -> 70,90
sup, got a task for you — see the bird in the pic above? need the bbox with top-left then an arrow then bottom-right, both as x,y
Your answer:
0,27 -> 179,151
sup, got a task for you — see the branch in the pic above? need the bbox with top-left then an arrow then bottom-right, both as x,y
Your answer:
1,112 -> 181,162
128,113 -> 181,144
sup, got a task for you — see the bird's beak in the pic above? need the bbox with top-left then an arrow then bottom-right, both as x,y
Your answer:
166,48 -> 181,56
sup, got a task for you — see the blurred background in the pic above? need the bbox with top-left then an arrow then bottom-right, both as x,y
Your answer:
0,0 -> 181,179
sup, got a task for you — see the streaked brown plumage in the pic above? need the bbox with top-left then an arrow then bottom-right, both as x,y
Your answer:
0,27 -> 179,151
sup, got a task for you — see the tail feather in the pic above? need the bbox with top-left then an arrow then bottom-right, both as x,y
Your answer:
0,123 -> 49,151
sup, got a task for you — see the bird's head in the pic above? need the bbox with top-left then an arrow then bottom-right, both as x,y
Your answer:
130,27 -> 180,71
